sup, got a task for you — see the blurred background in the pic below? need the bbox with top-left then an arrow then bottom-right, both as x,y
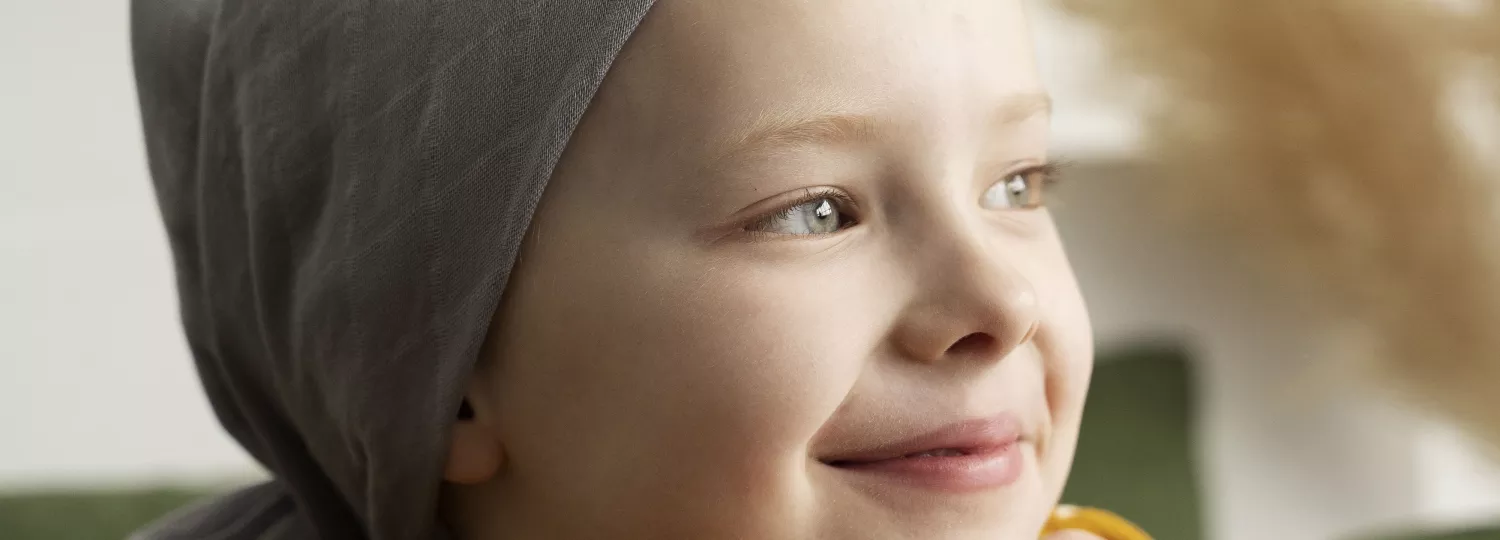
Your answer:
3,2 -> 1499,539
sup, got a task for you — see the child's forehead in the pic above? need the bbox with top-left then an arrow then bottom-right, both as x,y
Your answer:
633,0 -> 1036,87
601,0 -> 1042,153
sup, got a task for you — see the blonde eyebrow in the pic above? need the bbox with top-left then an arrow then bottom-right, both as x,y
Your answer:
992,92 -> 1053,127
708,92 -> 1053,167
716,112 -> 880,163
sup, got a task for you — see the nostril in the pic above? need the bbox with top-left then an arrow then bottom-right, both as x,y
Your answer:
947,332 -> 997,357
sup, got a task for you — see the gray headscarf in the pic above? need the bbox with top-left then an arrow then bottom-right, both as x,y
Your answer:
128,0 -> 656,538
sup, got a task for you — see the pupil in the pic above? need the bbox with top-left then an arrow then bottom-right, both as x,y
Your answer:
1007,176 -> 1026,195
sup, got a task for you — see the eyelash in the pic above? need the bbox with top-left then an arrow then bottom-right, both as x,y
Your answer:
1010,161 -> 1068,207
773,188 -> 856,218
742,160 -> 1068,237
1023,161 -> 1067,187
743,188 -> 860,238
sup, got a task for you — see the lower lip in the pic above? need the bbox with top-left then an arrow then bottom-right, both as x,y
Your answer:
828,442 -> 1025,493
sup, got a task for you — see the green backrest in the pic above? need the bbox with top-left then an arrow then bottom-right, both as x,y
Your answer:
0,488 -> 206,540
1062,344 -> 1206,540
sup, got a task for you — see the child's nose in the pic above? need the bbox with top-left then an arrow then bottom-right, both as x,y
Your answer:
889,236 -> 1041,366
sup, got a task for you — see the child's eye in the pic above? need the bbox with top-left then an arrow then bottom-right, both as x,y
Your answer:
748,195 -> 857,236
981,165 -> 1058,210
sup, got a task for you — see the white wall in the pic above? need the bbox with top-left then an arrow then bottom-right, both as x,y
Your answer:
1,1 -> 1497,539
0,0 -> 260,489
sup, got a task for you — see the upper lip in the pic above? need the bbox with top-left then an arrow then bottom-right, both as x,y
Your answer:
817,414 -> 1023,465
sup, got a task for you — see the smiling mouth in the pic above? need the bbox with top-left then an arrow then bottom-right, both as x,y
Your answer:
826,446 -> 984,466
817,414 -> 1028,493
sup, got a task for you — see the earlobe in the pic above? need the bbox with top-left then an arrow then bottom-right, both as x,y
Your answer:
444,399 -> 504,485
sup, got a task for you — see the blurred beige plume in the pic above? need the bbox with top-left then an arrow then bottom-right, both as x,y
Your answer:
1059,0 -> 1500,449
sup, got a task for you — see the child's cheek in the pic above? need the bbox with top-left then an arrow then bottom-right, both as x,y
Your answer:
1032,246 -> 1094,499
1042,233 -> 1095,407
662,260 -> 882,450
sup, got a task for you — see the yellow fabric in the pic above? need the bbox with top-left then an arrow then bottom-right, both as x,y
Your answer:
1041,505 -> 1151,540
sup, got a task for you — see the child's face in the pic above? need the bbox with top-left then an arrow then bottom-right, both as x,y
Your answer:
455,0 -> 1092,538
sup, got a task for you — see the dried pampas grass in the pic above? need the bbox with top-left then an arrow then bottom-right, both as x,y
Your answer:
1059,0 -> 1500,449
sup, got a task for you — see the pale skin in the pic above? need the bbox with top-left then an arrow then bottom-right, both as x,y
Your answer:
442,0 -> 1097,539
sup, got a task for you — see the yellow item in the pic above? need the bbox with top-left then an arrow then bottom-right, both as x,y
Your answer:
1041,505 -> 1151,540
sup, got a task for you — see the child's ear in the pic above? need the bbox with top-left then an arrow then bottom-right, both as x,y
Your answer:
444,394 -> 505,485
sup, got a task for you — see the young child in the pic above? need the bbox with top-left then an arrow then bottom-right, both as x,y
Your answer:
130,0 -> 1126,538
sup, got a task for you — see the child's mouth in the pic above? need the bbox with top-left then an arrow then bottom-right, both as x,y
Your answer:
826,446 -> 978,465
817,414 -> 1027,493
